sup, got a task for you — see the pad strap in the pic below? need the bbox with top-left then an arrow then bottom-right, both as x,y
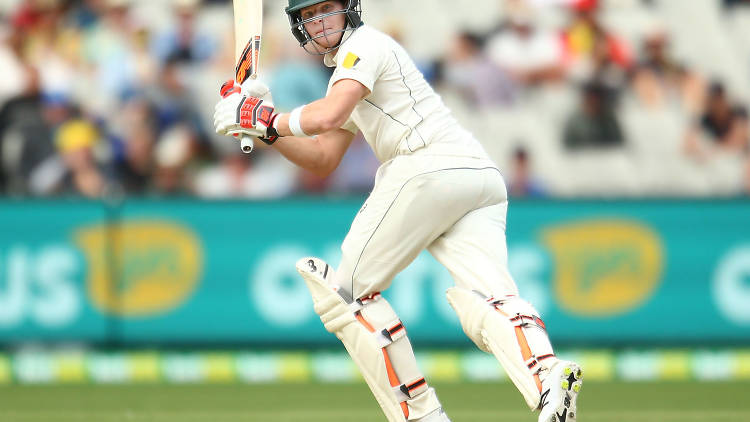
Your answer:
299,257 -> 448,421
526,354 -> 556,371
402,376 -> 429,398
488,297 -> 555,377
355,293 -> 431,420
446,287 -> 558,411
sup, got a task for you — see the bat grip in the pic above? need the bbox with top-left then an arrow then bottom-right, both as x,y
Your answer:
240,135 -> 254,153
223,79 -> 256,154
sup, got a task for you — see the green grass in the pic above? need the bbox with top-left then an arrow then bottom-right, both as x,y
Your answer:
1,381 -> 749,421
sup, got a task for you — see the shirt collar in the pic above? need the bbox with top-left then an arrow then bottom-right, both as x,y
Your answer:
322,24 -> 366,68
324,50 -> 338,67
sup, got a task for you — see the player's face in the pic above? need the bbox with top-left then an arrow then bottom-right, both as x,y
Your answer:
301,1 -> 347,49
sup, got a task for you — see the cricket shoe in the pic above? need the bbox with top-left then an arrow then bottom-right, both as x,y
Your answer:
537,360 -> 583,422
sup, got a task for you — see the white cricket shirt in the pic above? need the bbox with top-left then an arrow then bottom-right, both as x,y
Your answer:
324,25 -> 487,163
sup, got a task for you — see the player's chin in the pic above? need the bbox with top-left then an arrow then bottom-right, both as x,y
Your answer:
314,33 -> 343,48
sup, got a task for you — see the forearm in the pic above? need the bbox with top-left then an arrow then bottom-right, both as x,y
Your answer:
274,98 -> 347,138
270,127 -> 355,177
272,135 -> 333,176
244,80 -> 363,174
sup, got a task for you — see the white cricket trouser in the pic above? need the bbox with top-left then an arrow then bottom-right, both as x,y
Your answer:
333,145 -> 519,300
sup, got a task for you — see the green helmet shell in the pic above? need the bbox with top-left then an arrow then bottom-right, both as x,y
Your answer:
285,0 -> 330,14
285,0 -> 363,55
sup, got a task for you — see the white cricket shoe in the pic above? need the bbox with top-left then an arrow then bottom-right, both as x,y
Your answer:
537,360 -> 583,422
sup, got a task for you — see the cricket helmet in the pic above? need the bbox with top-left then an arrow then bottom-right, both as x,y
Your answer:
285,0 -> 362,55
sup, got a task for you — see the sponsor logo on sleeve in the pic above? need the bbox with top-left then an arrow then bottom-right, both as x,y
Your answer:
342,52 -> 361,69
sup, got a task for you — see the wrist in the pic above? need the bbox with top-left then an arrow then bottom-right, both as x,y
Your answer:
289,105 -> 310,138
261,113 -> 280,145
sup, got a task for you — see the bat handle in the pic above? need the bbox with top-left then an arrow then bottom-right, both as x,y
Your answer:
240,135 -> 254,154
241,75 -> 259,154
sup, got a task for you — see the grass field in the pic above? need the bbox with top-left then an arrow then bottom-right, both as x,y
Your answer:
2,381 -> 749,421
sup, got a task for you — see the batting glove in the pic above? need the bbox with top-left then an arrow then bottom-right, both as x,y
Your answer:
242,79 -> 273,102
214,80 -> 280,145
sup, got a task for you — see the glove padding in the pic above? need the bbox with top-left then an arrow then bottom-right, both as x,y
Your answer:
243,79 -> 272,101
214,79 -> 279,144
220,79 -> 273,102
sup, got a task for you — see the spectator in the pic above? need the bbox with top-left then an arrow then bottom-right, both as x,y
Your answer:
0,0 -> 748,199
507,146 -> 546,197
561,0 -> 632,83
81,0 -> 145,112
0,69 -> 65,195
724,0 -> 750,9
149,56 -> 209,138
734,108 -> 750,152
0,20 -> 29,105
111,97 -> 159,194
0,20 -> 32,193
67,0 -> 103,30
151,0 -> 217,65
700,87 -> 747,149
43,118 -> 107,198
685,83 -> 750,159
193,151 -> 251,198
18,0 -> 83,105
630,27 -> 705,114
153,124 -> 196,196
485,1 -> 564,87
562,82 -> 624,150
192,147 -> 297,198
440,31 -> 517,108
587,31 -> 628,97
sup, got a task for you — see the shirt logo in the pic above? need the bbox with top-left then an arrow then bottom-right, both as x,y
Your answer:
343,52 -> 361,69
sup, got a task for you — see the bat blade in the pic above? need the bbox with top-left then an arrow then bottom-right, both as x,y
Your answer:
232,0 -> 263,153
233,0 -> 263,84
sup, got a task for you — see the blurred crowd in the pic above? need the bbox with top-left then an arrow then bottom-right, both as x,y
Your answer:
435,0 -> 750,197
1,0 -> 749,199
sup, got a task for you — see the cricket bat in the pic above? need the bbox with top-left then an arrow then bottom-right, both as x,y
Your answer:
232,0 -> 263,154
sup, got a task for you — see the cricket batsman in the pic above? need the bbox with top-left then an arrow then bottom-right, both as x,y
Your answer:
213,1 -> 583,421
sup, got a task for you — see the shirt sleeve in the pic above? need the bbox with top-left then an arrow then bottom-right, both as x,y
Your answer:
341,116 -> 359,135
329,33 -> 385,93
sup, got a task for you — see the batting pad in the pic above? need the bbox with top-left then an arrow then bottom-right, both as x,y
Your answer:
297,257 -> 447,422
446,287 -> 557,410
